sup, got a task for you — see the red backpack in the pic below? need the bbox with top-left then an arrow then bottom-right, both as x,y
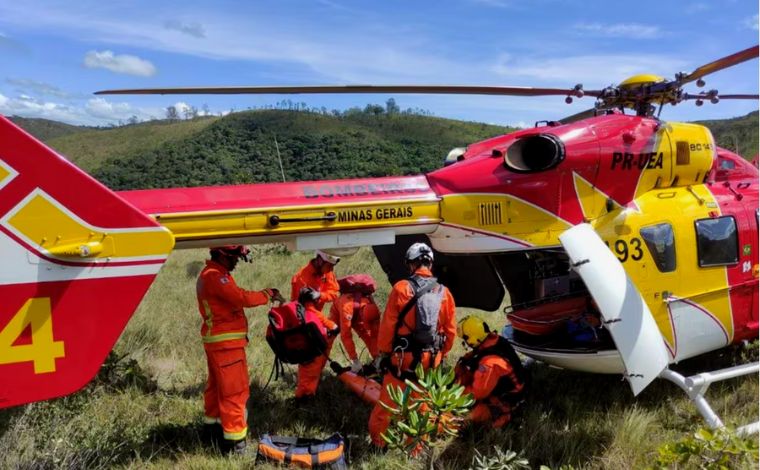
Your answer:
265,302 -> 328,364
338,274 -> 377,295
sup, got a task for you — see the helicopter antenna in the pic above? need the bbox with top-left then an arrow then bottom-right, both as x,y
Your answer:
274,136 -> 286,182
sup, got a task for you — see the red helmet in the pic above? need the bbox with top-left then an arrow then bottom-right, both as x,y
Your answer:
210,245 -> 251,262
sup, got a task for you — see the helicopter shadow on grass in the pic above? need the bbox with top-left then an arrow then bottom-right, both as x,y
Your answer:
0,406 -> 23,441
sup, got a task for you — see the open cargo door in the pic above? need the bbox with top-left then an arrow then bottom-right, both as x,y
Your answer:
559,224 -> 669,396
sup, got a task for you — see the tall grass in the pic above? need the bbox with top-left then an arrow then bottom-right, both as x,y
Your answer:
0,247 -> 757,469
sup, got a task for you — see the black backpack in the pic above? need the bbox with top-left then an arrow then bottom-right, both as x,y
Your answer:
394,275 -> 445,352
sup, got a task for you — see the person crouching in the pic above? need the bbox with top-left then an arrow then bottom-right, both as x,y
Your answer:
294,287 -> 340,401
455,315 -> 526,428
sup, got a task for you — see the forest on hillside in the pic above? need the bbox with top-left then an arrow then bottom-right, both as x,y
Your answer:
90,110 -> 513,189
10,108 -> 758,191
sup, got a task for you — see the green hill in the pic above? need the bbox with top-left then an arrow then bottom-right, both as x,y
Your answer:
48,117 -> 221,172
92,110 -> 513,190
695,111 -> 759,159
10,109 -> 758,190
9,116 -> 90,141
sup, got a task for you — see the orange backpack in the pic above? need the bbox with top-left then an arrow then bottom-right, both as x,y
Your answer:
256,433 -> 347,469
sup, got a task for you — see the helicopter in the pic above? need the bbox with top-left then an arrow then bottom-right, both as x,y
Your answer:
0,45 -> 757,432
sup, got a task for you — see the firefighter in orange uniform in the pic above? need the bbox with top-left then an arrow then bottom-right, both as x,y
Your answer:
290,250 -> 341,311
455,315 -> 526,428
368,242 -> 457,447
289,251 -> 340,400
197,245 -> 282,454
294,287 -> 340,399
330,280 -> 380,373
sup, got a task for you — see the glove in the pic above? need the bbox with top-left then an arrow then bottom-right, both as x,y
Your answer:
264,288 -> 285,303
350,359 -> 362,373
327,326 -> 340,338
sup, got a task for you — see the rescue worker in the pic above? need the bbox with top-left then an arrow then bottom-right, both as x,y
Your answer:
368,242 -> 457,447
455,315 -> 526,428
330,279 -> 380,372
290,250 -> 341,312
295,287 -> 340,400
196,245 -> 282,454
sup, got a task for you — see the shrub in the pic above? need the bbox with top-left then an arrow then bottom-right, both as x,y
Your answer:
381,363 -> 474,467
653,427 -> 759,469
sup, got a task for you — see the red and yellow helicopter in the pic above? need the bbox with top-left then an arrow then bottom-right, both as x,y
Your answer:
0,45 -> 757,431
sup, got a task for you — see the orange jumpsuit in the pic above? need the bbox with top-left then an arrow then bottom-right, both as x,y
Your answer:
196,260 -> 270,441
368,267 -> 457,446
290,261 -> 340,311
455,333 -> 525,428
294,304 -> 338,398
329,293 -> 380,361
290,260 -> 340,398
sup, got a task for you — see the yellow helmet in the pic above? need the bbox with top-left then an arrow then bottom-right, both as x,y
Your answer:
457,315 -> 490,348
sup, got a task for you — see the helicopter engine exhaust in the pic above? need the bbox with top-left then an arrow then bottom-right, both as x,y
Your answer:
505,134 -> 565,172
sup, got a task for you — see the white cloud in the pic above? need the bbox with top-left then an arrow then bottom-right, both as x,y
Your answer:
0,93 -> 85,123
573,23 -> 663,39
491,53 -> 688,86
0,93 -> 163,125
164,19 -> 205,38
6,78 -> 74,99
744,14 -> 759,31
83,50 -> 156,77
85,97 -> 138,120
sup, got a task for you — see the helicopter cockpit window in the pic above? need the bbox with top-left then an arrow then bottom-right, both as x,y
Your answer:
695,216 -> 739,267
640,223 -> 676,272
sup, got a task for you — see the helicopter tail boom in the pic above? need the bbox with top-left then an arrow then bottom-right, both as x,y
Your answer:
118,176 -> 442,250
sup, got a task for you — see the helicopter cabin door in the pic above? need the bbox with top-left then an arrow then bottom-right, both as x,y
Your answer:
559,223 -> 670,396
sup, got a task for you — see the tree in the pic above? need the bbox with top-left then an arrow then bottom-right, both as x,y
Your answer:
364,104 -> 385,116
386,98 -> 400,115
165,106 -> 179,121
184,106 -> 198,120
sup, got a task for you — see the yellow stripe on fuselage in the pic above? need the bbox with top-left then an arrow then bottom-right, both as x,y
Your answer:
154,198 -> 442,243
0,159 -> 17,191
574,172 -> 621,221
5,190 -> 174,260
439,193 -> 571,246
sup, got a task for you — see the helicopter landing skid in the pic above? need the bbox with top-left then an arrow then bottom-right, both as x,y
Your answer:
659,362 -> 760,435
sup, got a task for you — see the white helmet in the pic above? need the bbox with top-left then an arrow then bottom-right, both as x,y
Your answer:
405,242 -> 434,263
315,249 -> 340,265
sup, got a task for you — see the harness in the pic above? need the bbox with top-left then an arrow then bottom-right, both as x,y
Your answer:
459,335 -> 526,406
390,275 -> 445,376
351,293 -> 364,326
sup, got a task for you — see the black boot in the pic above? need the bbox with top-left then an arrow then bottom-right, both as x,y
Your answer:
223,438 -> 248,455
201,423 -> 223,447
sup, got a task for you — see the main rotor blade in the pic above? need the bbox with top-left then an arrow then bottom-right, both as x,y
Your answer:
683,93 -> 759,100
96,84 -> 604,97
681,45 -> 759,84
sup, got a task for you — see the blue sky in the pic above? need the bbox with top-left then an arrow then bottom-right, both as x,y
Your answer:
0,0 -> 757,127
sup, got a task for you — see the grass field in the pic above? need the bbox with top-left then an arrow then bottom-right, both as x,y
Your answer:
0,247 -> 757,469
